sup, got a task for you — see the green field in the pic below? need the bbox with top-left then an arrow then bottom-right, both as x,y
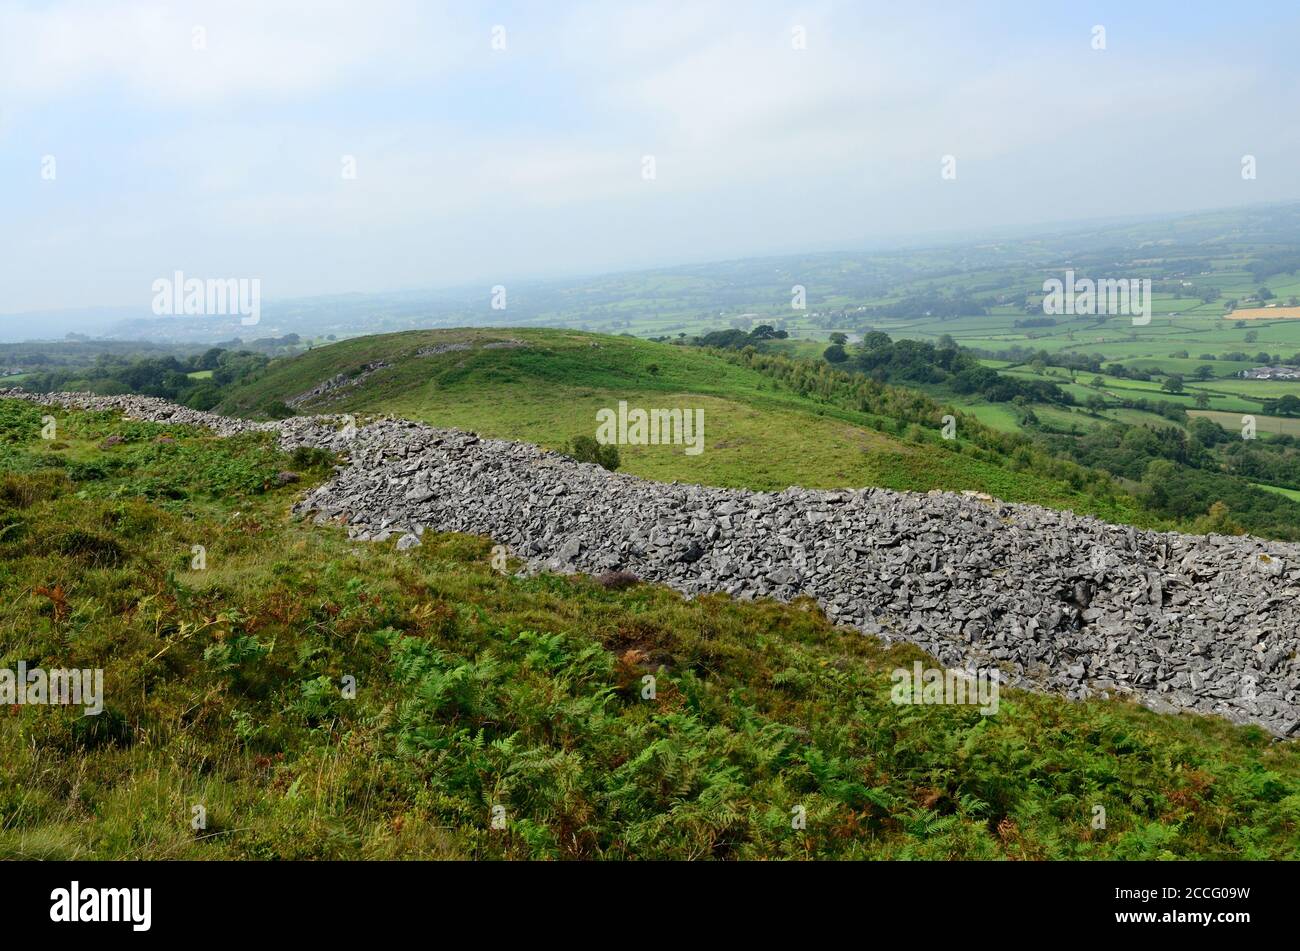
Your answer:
1252,481 -> 1300,502
1190,409 -> 1300,437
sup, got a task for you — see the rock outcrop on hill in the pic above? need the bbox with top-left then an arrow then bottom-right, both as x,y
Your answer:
8,387 -> 1299,737
285,361 -> 392,408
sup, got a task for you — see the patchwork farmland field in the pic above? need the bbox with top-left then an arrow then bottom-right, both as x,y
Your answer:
1190,409 -> 1300,437
1229,308 -> 1300,320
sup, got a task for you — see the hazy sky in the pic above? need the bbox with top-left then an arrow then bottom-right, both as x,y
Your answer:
3,0 -> 1300,320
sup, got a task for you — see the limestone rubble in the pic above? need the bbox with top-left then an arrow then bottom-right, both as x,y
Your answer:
8,387 -> 1297,737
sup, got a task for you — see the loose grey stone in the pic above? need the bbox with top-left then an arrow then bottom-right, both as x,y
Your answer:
9,386 -> 1300,737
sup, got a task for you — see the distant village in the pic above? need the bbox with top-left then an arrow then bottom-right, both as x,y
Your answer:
1241,365 -> 1300,380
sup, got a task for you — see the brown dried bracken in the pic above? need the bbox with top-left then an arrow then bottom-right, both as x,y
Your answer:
34,583 -> 69,623
596,570 -> 640,590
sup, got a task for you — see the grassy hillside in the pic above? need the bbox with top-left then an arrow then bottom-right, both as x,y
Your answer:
218,328 -> 1153,525
2,397 -> 1298,859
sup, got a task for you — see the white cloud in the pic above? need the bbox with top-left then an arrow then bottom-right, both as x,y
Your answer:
0,0 -> 471,107
1,0 -> 1298,316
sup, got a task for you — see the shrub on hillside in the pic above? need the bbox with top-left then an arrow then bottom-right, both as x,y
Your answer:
289,445 -> 337,473
565,435 -> 620,471
261,399 -> 296,420
185,385 -> 222,411
1193,501 -> 1245,536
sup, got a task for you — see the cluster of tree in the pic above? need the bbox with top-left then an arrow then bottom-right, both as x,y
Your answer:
1081,384 -> 1190,417
1040,415 -> 1300,539
691,325 -> 790,349
1135,460 -> 1300,539
213,333 -> 305,354
839,333 -> 1073,404
1012,317 -> 1057,329
0,339 -> 195,369
1102,364 -> 1154,382
1248,251 -> 1300,283
1220,351 -> 1300,365
1048,424 -> 1210,480
1219,436 -> 1300,490
948,365 -> 1072,403
1111,397 -> 1188,422
1265,394 -> 1300,417
973,345 -> 1104,374
20,348 -> 269,410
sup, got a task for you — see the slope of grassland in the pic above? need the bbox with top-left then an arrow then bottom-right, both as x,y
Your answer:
1,397 -> 1298,859
218,329 -> 1152,525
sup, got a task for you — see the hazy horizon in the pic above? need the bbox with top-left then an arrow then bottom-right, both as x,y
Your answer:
4,0 -> 1300,323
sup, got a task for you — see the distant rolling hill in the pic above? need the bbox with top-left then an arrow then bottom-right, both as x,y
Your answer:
216,328 -> 1148,521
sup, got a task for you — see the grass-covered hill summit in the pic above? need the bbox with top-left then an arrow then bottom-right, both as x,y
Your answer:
217,328 -> 1153,527
1,396 -> 1298,859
